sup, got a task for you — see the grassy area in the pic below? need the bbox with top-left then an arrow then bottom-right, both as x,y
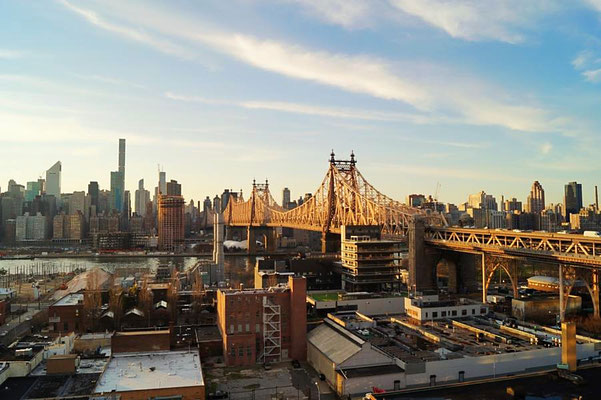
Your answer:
310,292 -> 340,302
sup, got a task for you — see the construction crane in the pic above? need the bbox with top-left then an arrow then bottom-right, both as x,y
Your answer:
434,182 -> 441,202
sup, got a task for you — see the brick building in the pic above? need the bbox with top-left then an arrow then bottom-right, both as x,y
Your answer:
48,293 -> 83,334
112,330 -> 171,354
217,276 -> 307,366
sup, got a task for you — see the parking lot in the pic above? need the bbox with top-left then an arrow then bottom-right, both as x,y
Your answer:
204,360 -> 320,400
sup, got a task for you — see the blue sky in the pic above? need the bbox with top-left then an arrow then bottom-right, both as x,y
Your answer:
1,0 -> 601,206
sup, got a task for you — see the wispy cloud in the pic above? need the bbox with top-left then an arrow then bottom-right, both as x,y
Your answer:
582,68 -> 601,83
389,0 -> 557,43
59,0 -> 196,60
75,74 -> 146,89
368,162 -> 529,182
60,2 -> 568,135
166,91 -> 436,123
571,49 -> 601,83
540,142 -> 552,155
282,0 -> 377,29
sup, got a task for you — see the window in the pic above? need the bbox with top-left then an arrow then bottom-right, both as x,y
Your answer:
451,310 -> 457,316
480,308 -> 487,314
238,324 -> 242,333
256,323 -> 261,333
432,312 -> 438,318
238,347 -> 244,356
230,324 -> 234,334
472,309 -> 475,315
441,311 -> 447,317
230,347 -> 235,357
246,323 -> 250,332
247,346 -> 252,356
462,309 -> 467,316
64,322 -> 68,331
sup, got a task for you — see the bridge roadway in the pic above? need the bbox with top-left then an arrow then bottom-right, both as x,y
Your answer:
426,227 -> 601,268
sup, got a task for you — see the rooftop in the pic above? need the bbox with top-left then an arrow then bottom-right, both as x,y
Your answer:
94,350 -> 203,394
53,293 -> 84,307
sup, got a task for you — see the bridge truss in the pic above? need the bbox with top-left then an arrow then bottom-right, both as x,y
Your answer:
224,152 -> 446,237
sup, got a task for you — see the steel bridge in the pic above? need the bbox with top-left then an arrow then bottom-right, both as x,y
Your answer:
224,151 -> 601,319
224,151 -> 445,250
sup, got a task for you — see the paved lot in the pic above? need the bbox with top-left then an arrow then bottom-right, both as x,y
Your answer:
205,361 -> 320,400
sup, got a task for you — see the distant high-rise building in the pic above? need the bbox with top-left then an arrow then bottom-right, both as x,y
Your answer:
203,196 -> 212,212
213,195 -> 221,212
527,181 -> 545,214
407,194 -> 427,208
564,181 -> 583,219
46,161 -> 61,202
118,138 -> 126,183
158,193 -> 185,251
88,181 -> 99,210
159,171 -> 166,194
282,187 -> 291,208
110,170 -> 124,212
468,191 -> 497,211
69,191 -> 86,215
504,198 -> 522,213
25,181 -> 42,202
135,179 -> 150,216
166,180 -> 181,196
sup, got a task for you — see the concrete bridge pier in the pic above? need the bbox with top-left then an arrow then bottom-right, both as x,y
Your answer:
247,226 -> 277,254
408,219 -> 437,293
321,231 -> 340,254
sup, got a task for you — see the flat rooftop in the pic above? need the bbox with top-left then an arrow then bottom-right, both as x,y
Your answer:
53,293 -> 84,307
94,350 -> 203,394
352,316 -> 559,364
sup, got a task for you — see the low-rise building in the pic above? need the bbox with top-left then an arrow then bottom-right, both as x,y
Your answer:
94,350 -> 204,400
48,293 -> 84,334
403,294 -> 488,322
307,312 -> 601,398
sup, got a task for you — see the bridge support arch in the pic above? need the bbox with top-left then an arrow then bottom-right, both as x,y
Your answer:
481,255 -> 519,303
559,265 -> 600,321
247,226 -> 277,254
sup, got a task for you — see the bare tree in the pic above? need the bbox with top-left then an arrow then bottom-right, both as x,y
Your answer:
83,268 -> 102,332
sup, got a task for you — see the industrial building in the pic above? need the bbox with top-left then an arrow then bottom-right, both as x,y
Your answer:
217,276 -> 307,366
340,225 -> 403,292
307,307 -> 601,397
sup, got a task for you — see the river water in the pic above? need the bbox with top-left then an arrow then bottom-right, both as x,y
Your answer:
0,256 -> 257,288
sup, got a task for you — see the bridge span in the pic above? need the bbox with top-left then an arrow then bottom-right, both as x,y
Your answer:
223,152 -> 601,319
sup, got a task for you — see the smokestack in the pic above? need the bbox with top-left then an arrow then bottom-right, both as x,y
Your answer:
596,185 -> 599,212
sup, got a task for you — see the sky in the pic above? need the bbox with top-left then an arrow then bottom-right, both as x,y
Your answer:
1,0 -> 601,206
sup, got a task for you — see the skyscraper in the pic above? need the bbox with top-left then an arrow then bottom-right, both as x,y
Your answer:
118,138 -> 125,183
527,181 -> 545,214
135,179 -> 150,216
158,192 -> 185,251
88,181 -> 99,210
46,161 -> 61,202
564,181 -> 583,218
25,181 -> 42,202
110,170 -> 124,212
282,187 -> 291,208
159,171 -> 166,195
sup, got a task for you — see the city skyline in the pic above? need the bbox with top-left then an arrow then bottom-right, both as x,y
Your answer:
3,1 -> 601,204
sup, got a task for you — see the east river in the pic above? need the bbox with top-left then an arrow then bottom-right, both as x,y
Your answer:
0,255 -> 258,288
